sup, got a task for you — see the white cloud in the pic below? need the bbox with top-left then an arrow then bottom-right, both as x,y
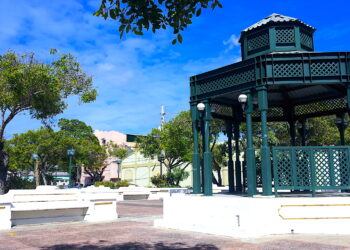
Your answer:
223,34 -> 240,52
1,0 -> 241,138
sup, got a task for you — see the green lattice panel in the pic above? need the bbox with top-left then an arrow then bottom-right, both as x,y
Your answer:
247,31 -> 269,52
251,107 -> 284,119
275,150 -> 293,187
295,149 -> 311,187
300,31 -> 313,49
273,62 -> 303,77
295,98 -> 347,116
276,27 -> 295,44
332,149 -> 350,186
314,149 -> 331,186
211,103 -> 232,117
197,69 -> 255,95
311,61 -> 340,76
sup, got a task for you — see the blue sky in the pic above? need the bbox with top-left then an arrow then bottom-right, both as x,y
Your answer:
1,0 -> 350,138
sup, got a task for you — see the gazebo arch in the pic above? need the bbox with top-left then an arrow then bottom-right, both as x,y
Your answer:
190,13 -> 350,197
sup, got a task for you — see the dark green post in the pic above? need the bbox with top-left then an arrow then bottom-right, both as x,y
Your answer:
234,121 -> 242,192
336,114 -> 348,146
298,120 -> 307,146
191,104 -> 201,194
257,86 -> 272,196
67,149 -> 75,186
244,91 -> 256,197
226,121 -> 235,192
203,101 -> 213,196
289,121 -> 296,146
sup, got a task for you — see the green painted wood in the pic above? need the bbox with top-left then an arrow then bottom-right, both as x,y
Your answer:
226,120 -> 235,192
245,91 -> 257,197
258,87 -> 272,196
273,146 -> 350,196
203,101 -> 213,196
191,104 -> 201,194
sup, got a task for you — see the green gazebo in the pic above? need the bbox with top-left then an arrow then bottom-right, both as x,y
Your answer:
190,14 -> 350,197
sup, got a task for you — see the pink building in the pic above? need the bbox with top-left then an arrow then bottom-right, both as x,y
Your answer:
80,130 -> 136,185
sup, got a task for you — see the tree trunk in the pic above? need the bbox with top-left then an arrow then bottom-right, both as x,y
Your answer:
217,168 -> 222,186
0,142 -> 9,194
34,160 -> 40,187
41,172 -> 47,185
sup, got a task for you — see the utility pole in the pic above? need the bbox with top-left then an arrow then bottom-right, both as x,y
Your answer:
159,105 -> 166,176
160,105 -> 166,129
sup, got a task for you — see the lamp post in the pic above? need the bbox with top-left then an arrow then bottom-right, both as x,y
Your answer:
116,159 -> 122,180
157,150 -> 165,176
67,149 -> 75,186
32,153 -> 39,187
197,102 -> 205,192
335,115 -> 349,145
239,93 -> 257,196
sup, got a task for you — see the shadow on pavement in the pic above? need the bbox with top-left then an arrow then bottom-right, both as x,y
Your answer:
41,241 -> 220,250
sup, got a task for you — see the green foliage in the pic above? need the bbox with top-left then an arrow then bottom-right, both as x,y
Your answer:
95,181 -> 115,189
5,175 -> 35,192
115,179 -> 130,188
94,180 -> 129,189
94,0 -> 222,44
151,175 -> 167,187
0,50 -> 96,194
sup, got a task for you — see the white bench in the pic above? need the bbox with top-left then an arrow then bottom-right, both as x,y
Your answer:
117,187 -> 151,200
0,186 -> 118,229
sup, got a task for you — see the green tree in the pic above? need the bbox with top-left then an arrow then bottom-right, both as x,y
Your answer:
138,110 -> 223,186
82,141 -> 129,183
138,111 -> 193,186
57,119 -> 128,184
0,51 -> 96,193
6,127 -> 74,186
94,0 -> 222,44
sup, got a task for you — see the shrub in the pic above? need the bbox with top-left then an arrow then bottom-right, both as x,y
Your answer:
151,175 -> 167,187
5,175 -> 35,193
94,181 -> 115,189
115,180 -> 129,188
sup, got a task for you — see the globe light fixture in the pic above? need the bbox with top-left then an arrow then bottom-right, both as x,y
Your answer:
238,94 -> 248,110
197,102 -> 205,111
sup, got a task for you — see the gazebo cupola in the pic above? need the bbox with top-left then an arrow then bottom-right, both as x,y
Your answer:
239,13 -> 316,60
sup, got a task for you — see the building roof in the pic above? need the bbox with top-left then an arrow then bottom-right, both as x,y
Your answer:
242,13 -> 316,33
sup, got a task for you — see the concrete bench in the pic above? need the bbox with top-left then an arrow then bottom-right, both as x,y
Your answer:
0,186 -> 118,229
117,187 -> 151,200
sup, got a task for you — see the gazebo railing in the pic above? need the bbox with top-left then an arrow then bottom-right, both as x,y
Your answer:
272,146 -> 350,197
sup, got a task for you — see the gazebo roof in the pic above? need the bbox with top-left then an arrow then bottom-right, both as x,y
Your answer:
242,13 -> 316,33
190,14 -> 350,122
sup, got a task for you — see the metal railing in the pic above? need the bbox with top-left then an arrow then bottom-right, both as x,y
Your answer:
273,146 -> 350,197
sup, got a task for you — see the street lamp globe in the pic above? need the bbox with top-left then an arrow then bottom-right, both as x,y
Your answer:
197,102 -> 205,111
238,94 -> 248,110
116,159 -> 122,165
32,153 -> 39,160
67,149 -> 75,156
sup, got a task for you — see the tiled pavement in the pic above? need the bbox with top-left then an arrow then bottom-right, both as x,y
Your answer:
0,200 -> 349,249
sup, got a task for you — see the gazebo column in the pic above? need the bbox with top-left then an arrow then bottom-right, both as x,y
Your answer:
191,104 -> 201,194
234,121 -> 242,192
336,113 -> 348,146
298,119 -> 307,146
226,121 -> 235,192
203,101 -> 213,196
257,86 -> 272,196
285,107 -> 296,146
244,91 -> 256,197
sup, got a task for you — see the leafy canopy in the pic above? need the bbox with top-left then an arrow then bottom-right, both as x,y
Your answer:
94,0 -> 222,44
0,50 -> 97,140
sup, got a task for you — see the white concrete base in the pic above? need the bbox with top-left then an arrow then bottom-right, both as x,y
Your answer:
0,187 -> 119,229
155,195 -> 350,237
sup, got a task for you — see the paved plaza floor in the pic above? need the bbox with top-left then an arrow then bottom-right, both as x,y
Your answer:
0,199 -> 350,249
